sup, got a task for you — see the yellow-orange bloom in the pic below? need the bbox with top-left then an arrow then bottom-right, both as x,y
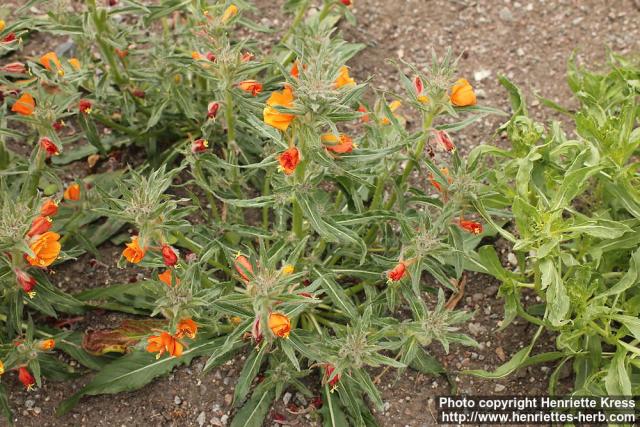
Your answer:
68,58 -> 81,71
26,231 -> 61,267
321,133 -> 355,154
380,100 -> 402,125
0,360 -> 4,376
281,264 -> 294,275
11,93 -> 35,116
175,318 -> 198,339
0,20 -> 5,32
238,80 -> 262,96
40,52 -> 63,74
263,86 -> 295,131
335,66 -> 355,88
146,332 -> 183,358
268,312 -> 291,338
38,339 -> 55,351
221,4 -> 238,23
158,269 -> 180,286
123,236 -> 146,264
63,183 -> 81,201
450,78 -> 476,107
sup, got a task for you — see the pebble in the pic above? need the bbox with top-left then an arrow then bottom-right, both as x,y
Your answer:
174,396 -> 182,405
283,392 -> 292,405
507,252 -> 518,266
474,69 -> 492,82
25,399 -> 35,409
197,411 -> 207,427
224,394 -> 233,406
220,414 -> 229,425
499,7 -> 514,22
495,384 -> 506,392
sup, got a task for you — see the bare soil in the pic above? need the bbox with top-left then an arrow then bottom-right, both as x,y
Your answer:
3,0 -> 640,426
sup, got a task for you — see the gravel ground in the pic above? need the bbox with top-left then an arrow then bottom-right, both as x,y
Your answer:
3,0 -> 640,426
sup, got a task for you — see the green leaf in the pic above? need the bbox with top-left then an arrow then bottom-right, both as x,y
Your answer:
313,269 -> 358,318
0,383 -> 12,425
408,346 -> 444,375
234,345 -> 266,405
230,388 -> 275,427
320,385 -> 349,427
540,259 -> 569,326
605,347 -> 631,396
57,336 -> 225,415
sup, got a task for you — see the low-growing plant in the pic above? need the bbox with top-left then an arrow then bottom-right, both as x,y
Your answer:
468,54 -> 640,396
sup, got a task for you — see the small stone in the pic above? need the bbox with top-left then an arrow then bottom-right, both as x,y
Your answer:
294,392 -> 307,406
468,323 -> 484,336
210,416 -> 222,427
475,89 -> 488,99
220,414 -> 229,425
472,293 -> 484,302
283,392 -> 292,405
33,407 -> 42,415
224,394 -> 233,406
496,347 -> 506,362
174,396 -> 182,405
507,252 -> 518,266
25,399 -> 35,409
473,69 -> 492,82
499,7 -> 514,21
212,403 -> 221,413
494,384 -> 506,392
197,411 -> 207,427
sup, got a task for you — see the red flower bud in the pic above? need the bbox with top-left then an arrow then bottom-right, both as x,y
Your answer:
251,317 -> 263,344
39,137 -> 59,157
40,199 -> 59,217
234,255 -> 253,283
340,0 -> 352,5
207,102 -> 219,119
15,269 -> 36,293
27,216 -> 52,237
191,138 -> 209,153
414,76 -> 424,95
458,219 -> 483,235
2,33 -> 17,43
324,364 -> 341,389
52,120 -> 65,131
241,52 -> 254,62
206,52 -> 216,62
132,89 -> 145,98
108,0 -> 118,6
387,262 -> 407,282
161,244 -> 178,267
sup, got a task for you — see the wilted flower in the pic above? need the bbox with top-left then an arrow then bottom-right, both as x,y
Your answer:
191,138 -> 209,153
207,102 -> 219,119
335,66 -> 355,88
63,183 -> 81,201
52,119 -> 65,131
450,78 -> 476,107
1,62 -> 26,73
132,89 -> 145,98
324,364 -> 341,389
123,236 -> 146,263
11,93 -> 35,116
387,262 -> 407,282
161,244 -> 179,266
428,167 -> 452,192
241,52 -> 254,62
79,99 -> 92,114
175,318 -> 198,339
114,48 -> 128,59
263,85 -> 295,131
26,232 -> 61,267
2,33 -> 17,44
38,339 -> 55,351
321,133 -> 355,154
251,317 -> 263,344
268,312 -> 291,338
234,254 -> 254,283
238,80 -> 262,96
15,269 -> 36,294
18,367 -> 35,390
457,219 -> 483,235
206,52 -> 217,62
357,105 -> 370,123
39,137 -> 59,157
434,129 -> 455,152
27,216 -> 52,238
146,332 -> 183,358
221,4 -> 239,23
278,147 -> 300,175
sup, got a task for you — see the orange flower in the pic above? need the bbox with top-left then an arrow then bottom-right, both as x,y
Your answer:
290,61 -> 300,78
11,93 -> 35,116
115,48 -> 128,59
458,219 -> 483,235
123,236 -> 146,264
268,312 -> 291,338
450,78 -> 476,107
428,167 -> 452,192
238,80 -> 262,96
40,199 -> 59,217
40,51 -> 62,73
26,231 -> 61,267
175,318 -> 198,339
387,262 -> 407,282
234,254 -> 254,283
158,269 -> 180,286
18,367 -> 35,390
278,147 -> 300,175
263,86 -> 295,131
221,4 -> 239,23
68,58 -> 81,71
146,332 -> 183,358
38,339 -> 55,351
357,105 -> 370,123
27,216 -> 52,238
63,183 -> 81,201
335,66 -> 355,88
322,133 -> 355,154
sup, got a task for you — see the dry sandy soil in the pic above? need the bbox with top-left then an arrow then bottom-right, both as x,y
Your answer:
3,0 -> 640,426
